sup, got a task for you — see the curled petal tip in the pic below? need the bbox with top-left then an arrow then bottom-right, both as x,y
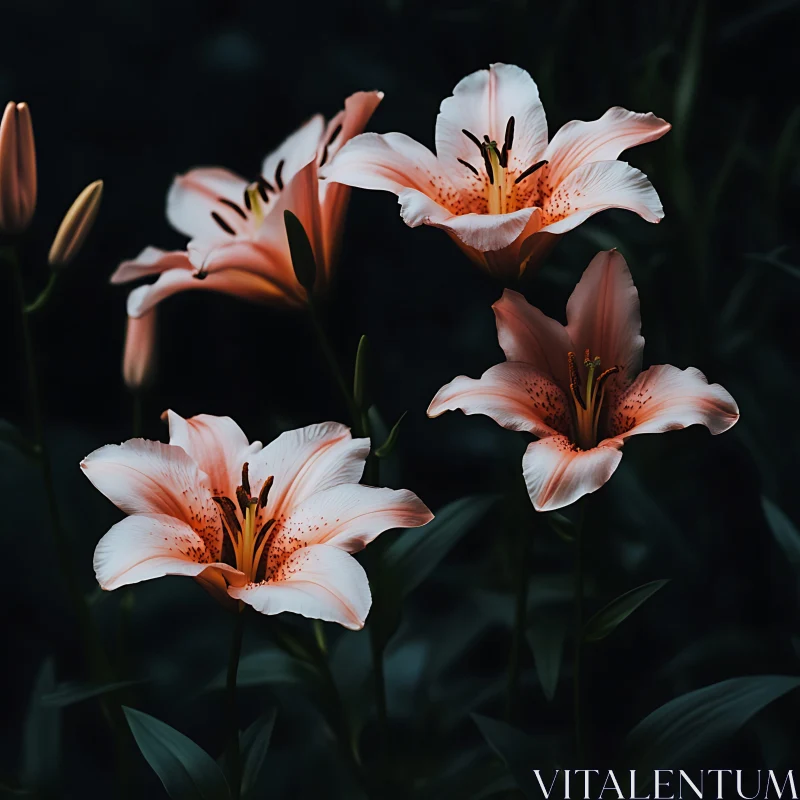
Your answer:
48,179 -> 104,268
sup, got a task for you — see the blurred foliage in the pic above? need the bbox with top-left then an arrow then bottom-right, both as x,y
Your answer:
2,0 -> 800,796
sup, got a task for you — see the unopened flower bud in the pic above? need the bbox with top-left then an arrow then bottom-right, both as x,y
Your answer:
122,310 -> 157,391
0,101 -> 37,233
48,179 -> 103,268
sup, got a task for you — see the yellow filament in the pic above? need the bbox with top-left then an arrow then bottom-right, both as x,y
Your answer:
247,185 -> 265,226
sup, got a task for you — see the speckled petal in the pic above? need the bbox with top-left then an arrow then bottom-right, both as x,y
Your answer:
229,544 -> 371,630
264,484 -> 433,554
606,365 -> 739,440
522,435 -> 623,512
428,362 -> 571,438
93,513 -> 246,591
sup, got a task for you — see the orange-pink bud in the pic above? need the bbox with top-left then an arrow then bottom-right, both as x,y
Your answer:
48,179 -> 103,268
0,101 -> 37,233
122,311 -> 158,391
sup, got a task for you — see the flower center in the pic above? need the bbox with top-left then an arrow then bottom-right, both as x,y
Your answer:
212,462 -> 276,583
460,117 -> 548,215
567,350 -> 620,450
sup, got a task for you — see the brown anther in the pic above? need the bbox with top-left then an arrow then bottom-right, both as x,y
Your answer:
258,475 -> 274,509
274,159 -> 285,191
210,211 -> 235,235
503,116 -> 515,153
243,189 -> 252,210
480,144 -> 495,185
212,496 -> 242,537
514,159 -> 548,184
595,366 -> 621,391
255,518 -> 276,545
241,462 -> 251,497
457,158 -> 479,176
236,486 -> 249,517
218,197 -> 247,220
461,129 -> 483,151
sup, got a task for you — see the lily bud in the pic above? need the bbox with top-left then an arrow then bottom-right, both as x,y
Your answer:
0,101 -> 37,233
122,310 -> 157,391
48,179 -> 103,268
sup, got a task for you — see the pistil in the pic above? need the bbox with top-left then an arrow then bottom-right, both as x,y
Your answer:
213,463 -> 277,583
567,350 -> 620,450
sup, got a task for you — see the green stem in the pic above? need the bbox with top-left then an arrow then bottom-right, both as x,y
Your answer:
226,606 -> 245,800
306,299 -> 362,433
573,498 -> 587,763
8,246 -> 131,795
505,523 -> 528,723
10,251 -> 101,668
24,269 -> 60,315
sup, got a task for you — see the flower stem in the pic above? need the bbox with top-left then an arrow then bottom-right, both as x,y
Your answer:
9,249 -> 103,672
7,245 -> 131,794
573,497 -> 587,763
226,605 -> 246,800
306,298 -> 362,432
505,522 -> 529,723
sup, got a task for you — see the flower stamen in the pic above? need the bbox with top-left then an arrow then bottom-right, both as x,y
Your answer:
566,351 -> 620,450
514,159 -> 548,185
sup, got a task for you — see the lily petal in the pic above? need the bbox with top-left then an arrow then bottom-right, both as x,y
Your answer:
493,289 -> 573,388
81,438 -> 211,522
167,167 -> 249,239
522,435 -> 623,512
402,192 -> 535,252
262,115 -> 325,191
539,160 -> 664,235
428,362 -> 570,438
110,247 -> 193,285
186,237 -> 303,303
164,411 -> 258,499
565,249 -> 644,380
229,544 -> 371,629
320,90 -> 384,269
320,90 -> 384,165
125,266 -> 296,318
250,422 -> 370,516
435,63 -> 548,176
323,131 -> 447,197
608,365 -> 740,439
273,484 -> 432,552
94,513 -> 245,591
544,107 -> 671,186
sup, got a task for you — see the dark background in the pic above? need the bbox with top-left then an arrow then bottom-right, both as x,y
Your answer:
2,0 -> 800,797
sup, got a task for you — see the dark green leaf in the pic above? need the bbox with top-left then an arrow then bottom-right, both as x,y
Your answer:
22,658 -> 60,790
124,707 -> 231,800
240,709 -> 276,797
626,675 -> 800,781
584,579 -> 669,642
0,420 -> 37,458
544,511 -> 574,543
206,649 -> 318,691
42,679 -> 141,708
353,335 -> 369,409
745,248 -> 800,280
375,411 -> 406,459
471,714 -> 539,798
383,495 -> 496,598
762,496 -> 800,568
527,612 -> 568,701
674,2 -> 705,149
283,210 -> 316,293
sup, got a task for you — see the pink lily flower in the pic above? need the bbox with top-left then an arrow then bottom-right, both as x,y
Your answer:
428,250 -> 739,511
82,413 -> 432,629
112,91 -> 383,317
323,64 -> 670,279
